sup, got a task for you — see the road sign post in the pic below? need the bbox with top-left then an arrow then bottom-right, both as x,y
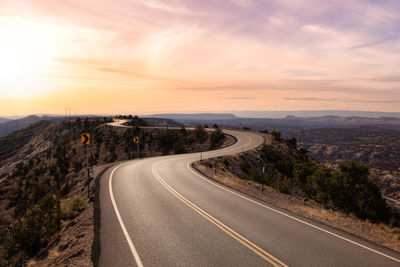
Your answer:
261,166 -> 265,194
133,136 -> 139,159
81,133 -> 90,145
81,133 -> 91,198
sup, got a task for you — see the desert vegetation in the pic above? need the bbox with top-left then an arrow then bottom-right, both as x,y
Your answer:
202,132 -> 391,223
0,116 -> 226,265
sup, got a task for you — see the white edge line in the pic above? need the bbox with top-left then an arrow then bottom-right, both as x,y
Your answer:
109,162 -> 144,267
187,162 -> 400,263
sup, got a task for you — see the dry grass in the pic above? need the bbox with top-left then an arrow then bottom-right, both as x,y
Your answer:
60,196 -> 86,220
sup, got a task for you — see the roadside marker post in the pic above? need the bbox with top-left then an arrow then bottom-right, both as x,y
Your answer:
133,136 -> 139,159
81,133 -> 90,145
261,166 -> 265,194
81,133 -> 91,198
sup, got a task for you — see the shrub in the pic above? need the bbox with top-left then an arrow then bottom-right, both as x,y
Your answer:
13,194 -> 60,255
173,141 -> 185,154
275,158 -> 294,178
306,167 -> 332,203
240,162 -> 251,173
180,126 -> 187,136
60,196 -> 86,220
272,131 -> 282,141
158,130 -> 177,154
247,167 -> 263,183
126,116 -> 148,127
286,137 -> 297,149
210,128 -> 225,149
194,125 -> 207,139
73,161 -> 82,173
293,163 -> 314,190
329,161 -> 389,222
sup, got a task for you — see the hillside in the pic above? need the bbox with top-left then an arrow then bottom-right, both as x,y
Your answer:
0,118 -> 231,266
0,115 -> 45,138
289,128 -> 400,202
194,132 -> 400,252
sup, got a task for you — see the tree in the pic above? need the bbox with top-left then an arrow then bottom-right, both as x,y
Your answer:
271,130 -> 282,141
210,128 -> 225,149
293,163 -> 314,190
329,161 -> 389,222
247,167 -> 263,184
180,126 -> 187,136
194,125 -> 207,139
306,167 -> 332,203
286,137 -> 297,149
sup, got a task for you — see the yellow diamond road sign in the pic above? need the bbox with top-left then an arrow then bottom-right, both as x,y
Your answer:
81,133 -> 90,144
133,136 -> 139,144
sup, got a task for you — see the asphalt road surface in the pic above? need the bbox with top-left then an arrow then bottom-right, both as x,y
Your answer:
99,129 -> 400,266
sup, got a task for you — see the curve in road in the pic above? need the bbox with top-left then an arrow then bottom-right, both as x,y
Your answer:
99,128 -> 400,266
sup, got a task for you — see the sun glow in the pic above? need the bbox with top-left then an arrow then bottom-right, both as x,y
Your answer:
0,17 -> 56,98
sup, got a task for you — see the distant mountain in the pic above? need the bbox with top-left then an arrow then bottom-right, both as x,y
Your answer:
233,110 -> 400,118
0,118 -> 10,124
0,115 -> 44,138
175,115 -> 400,132
144,113 -> 238,120
143,118 -> 183,127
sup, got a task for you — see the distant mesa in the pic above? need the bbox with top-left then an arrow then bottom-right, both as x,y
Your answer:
144,113 -> 238,121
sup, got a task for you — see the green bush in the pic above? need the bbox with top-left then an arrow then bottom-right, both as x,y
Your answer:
293,163 -> 314,190
126,115 -> 149,127
286,137 -> 297,149
328,161 -> 389,222
271,130 -> 282,141
173,141 -> 185,154
306,167 -> 332,203
60,196 -> 86,220
210,128 -> 225,149
275,158 -> 294,178
73,161 -> 82,173
13,194 -> 60,255
158,130 -> 178,154
194,125 -> 207,139
247,167 -> 263,183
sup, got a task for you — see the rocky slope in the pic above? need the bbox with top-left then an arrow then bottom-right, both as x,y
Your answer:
0,118 -> 229,266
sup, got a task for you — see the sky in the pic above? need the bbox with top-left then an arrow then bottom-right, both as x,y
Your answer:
0,0 -> 399,116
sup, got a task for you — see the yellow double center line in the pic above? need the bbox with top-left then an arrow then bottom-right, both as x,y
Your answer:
152,163 -> 288,267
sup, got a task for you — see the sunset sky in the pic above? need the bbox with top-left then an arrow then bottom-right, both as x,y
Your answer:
0,0 -> 399,116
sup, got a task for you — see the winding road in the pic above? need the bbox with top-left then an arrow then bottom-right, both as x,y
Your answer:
98,128 -> 400,266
